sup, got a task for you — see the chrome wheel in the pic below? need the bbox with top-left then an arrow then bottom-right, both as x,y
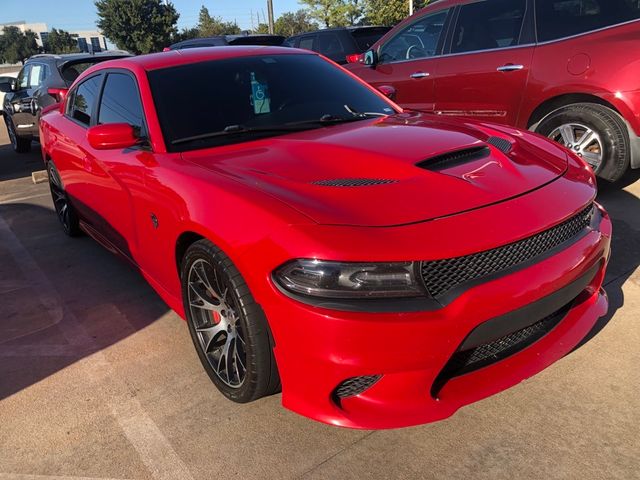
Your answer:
187,258 -> 247,388
548,123 -> 604,170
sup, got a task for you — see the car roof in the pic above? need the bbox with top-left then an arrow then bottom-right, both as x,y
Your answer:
27,52 -> 131,66
289,26 -> 390,38
90,46 -> 313,73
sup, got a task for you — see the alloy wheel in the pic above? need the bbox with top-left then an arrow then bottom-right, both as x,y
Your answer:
187,258 -> 247,388
48,165 -> 72,233
548,123 -> 604,170
6,119 -> 17,149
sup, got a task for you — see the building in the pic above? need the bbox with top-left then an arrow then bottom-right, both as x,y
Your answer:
0,21 -> 109,53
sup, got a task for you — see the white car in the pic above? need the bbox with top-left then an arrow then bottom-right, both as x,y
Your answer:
0,71 -> 18,112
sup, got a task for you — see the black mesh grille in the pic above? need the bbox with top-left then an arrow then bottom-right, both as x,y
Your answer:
486,136 -> 512,153
417,146 -> 490,171
312,178 -> 397,187
333,375 -> 382,399
432,301 -> 572,395
421,205 -> 594,299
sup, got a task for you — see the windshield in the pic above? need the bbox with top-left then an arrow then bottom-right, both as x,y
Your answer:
147,54 -> 397,151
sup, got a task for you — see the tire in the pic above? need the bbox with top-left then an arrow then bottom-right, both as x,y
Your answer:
181,239 -> 280,403
47,161 -> 81,237
535,103 -> 630,183
4,116 -> 32,153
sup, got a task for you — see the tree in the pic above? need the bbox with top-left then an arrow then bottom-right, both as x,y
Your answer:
95,0 -> 179,54
273,10 -> 318,36
197,5 -> 241,37
44,28 -> 79,54
171,27 -> 201,44
299,0 -> 350,28
363,0 -> 430,26
0,27 -> 40,64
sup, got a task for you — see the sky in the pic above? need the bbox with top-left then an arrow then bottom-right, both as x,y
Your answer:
0,0 -> 303,32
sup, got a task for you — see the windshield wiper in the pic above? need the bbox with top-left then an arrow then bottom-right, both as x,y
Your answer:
171,124 -> 312,146
286,113 -> 378,128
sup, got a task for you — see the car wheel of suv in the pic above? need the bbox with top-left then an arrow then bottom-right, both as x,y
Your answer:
181,239 -> 281,403
47,161 -> 81,236
4,116 -> 31,153
536,103 -> 629,183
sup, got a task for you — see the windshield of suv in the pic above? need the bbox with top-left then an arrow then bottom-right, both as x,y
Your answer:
147,54 -> 397,151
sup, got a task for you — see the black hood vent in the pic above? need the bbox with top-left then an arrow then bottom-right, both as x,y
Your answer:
417,146 -> 490,171
312,178 -> 398,187
486,136 -> 512,153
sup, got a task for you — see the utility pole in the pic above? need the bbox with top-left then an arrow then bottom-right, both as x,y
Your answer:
409,0 -> 414,15
267,0 -> 275,34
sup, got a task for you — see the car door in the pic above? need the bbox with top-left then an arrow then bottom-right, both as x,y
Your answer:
347,8 -> 451,112
9,65 -> 36,131
434,0 -> 534,125
81,70 -> 150,259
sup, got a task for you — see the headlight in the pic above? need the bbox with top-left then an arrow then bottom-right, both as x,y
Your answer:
274,259 -> 424,299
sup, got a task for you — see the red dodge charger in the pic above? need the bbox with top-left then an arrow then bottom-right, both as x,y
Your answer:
39,47 -> 611,429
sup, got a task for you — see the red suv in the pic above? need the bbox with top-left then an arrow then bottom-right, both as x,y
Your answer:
346,0 -> 640,184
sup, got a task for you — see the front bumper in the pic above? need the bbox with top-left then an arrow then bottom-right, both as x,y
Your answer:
238,172 -> 611,429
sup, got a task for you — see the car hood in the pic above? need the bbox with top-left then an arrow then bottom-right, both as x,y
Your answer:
182,113 -> 569,227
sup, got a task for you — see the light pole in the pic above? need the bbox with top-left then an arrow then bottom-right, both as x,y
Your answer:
409,0 -> 414,15
267,0 -> 275,34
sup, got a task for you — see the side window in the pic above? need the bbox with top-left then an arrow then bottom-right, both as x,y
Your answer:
98,73 -> 146,136
68,75 -> 102,126
299,35 -> 317,51
536,0 -> 640,42
28,64 -> 47,88
17,66 -> 30,90
451,0 -> 527,54
318,33 -> 345,57
379,10 -> 449,63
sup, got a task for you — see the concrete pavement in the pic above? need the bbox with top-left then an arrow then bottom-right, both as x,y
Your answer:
0,124 -> 638,479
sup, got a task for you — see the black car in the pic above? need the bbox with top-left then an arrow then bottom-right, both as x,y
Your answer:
166,34 -> 286,51
0,52 -> 131,153
285,26 -> 391,65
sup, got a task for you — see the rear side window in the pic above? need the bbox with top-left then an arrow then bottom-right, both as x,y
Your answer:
318,33 -> 345,57
68,75 -> 102,126
350,28 -> 391,52
98,73 -> 145,135
536,0 -> 640,42
299,35 -> 316,50
451,0 -> 527,54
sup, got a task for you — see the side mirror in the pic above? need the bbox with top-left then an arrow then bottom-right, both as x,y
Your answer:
48,87 -> 68,103
363,49 -> 378,67
0,82 -> 12,93
377,85 -> 397,100
87,123 -> 139,150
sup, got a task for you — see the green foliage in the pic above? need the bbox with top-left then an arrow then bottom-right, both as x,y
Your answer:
364,0 -> 430,26
95,0 -> 179,54
44,28 -> 80,54
274,10 -> 319,36
0,26 -> 40,64
299,0 -> 351,28
197,5 -> 241,37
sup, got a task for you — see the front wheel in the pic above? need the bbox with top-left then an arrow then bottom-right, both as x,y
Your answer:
536,103 -> 630,183
181,239 -> 280,403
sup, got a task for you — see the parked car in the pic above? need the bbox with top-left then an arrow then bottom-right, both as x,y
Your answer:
0,71 -> 18,112
39,46 -> 610,429
0,52 -> 131,153
165,34 -> 285,51
285,26 -> 391,64
346,0 -> 640,184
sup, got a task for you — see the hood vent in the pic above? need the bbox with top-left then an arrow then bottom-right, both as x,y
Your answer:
417,146 -> 490,171
312,178 -> 398,187
486,136 -> 512,153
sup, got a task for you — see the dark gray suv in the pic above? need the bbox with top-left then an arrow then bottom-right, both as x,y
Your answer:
0,52 -> 130,153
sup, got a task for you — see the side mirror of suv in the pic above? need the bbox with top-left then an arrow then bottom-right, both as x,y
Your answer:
363,49 -> 379,67
0,82 -> 13,93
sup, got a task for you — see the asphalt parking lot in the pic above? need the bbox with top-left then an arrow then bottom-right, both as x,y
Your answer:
0,123 -> 638,480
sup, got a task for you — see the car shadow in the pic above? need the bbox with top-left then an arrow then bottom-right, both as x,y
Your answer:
573,186 -> 640,350
0,142 -> 45,182
0,202 -> 169,400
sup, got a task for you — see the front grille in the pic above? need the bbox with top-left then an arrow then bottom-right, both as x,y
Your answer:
421,205 -> 594,299
312,178 -> 397,187
333,375 -> 382,399
432,301 -> 573,396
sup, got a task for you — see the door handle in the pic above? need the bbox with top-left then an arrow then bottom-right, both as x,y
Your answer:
410,72 -> 430,79
497,64 -> 524,72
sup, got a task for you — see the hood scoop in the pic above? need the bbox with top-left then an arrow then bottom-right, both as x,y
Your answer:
417,146 -> 491,171
312,178 -> 398,187
486,136 -> 513,153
